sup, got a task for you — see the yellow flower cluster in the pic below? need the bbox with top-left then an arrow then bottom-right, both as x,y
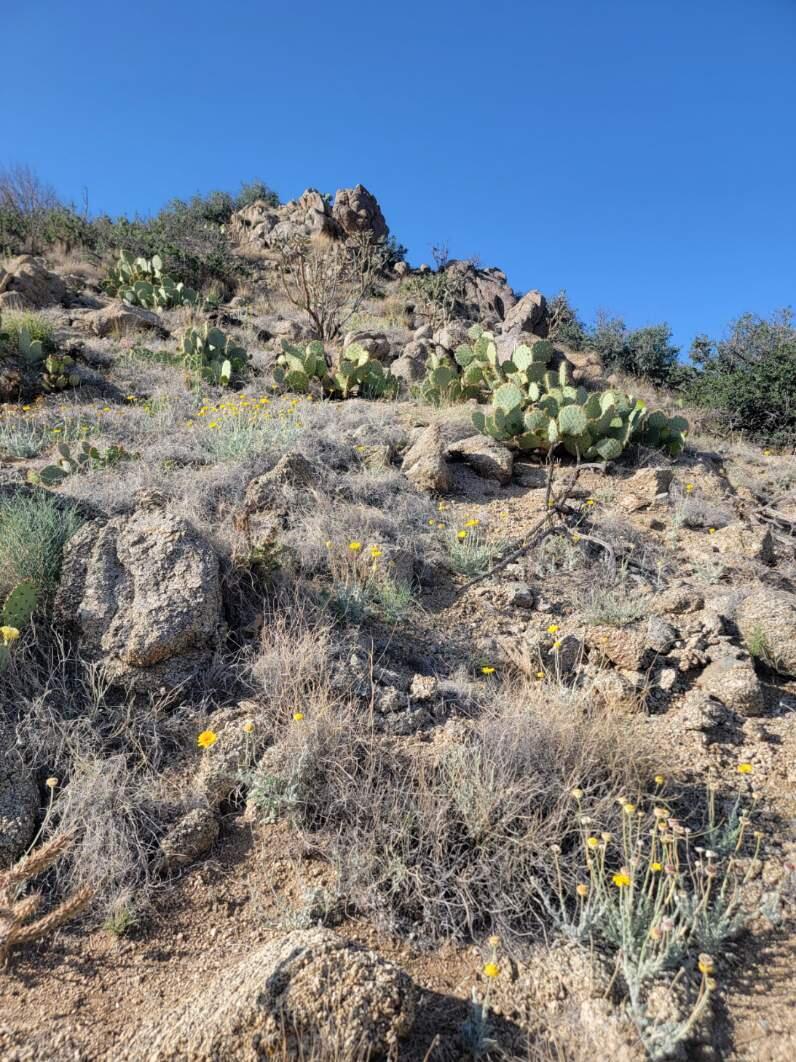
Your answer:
190,393 -> 305,430
0,625 -> 20,645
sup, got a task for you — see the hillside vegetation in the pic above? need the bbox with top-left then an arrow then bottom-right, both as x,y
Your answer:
0,170 -> 794,1062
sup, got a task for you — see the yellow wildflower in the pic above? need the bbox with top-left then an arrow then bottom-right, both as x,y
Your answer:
551,640 -> 562,651
481,665 -> 496,675
736,762 -> 753,774
457,530 -> 468,540
348,541 -> 362,552
46,776 -> 58,789
708,527 -> 716,534
242,721 -> 255,734
571,787 -> 584,800
464,518 -> 480,528
482,962 -> 500,978
586,836 -> 600,849
576,883 -> 589,898
292,711 -> 305,722
0,625 -> 20,644
535,670 -> 544,680
650,862 -> 663,872
623,802 -> 636,815
654,774 -> 665,786
612,872 -> 632,888
370,547 -> 383,559
685,483 -> 694,492
698,954 -> 714,976
197,730 -> 218,749
546,624 -> 560,635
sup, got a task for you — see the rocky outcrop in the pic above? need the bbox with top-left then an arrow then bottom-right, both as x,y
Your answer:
55,510 -> 222,691
0,725 -> 37,869
230,185 -> 388,251
0,255 -> 66,310
121,927 -> 416,1061
696,652 -> 764,716
501,289 -> 548,338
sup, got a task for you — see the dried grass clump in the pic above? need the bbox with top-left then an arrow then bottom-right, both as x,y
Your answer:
249,675 -> 655,946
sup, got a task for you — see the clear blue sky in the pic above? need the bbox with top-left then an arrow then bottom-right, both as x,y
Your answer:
4,0 -> 795,353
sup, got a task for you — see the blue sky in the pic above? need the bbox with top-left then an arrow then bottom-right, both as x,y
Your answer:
4,0 -> 795,353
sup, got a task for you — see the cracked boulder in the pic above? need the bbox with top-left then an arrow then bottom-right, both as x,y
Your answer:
55,510 -> 221,691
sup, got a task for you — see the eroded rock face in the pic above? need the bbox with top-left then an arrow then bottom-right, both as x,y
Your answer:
696,653 -> 764,716
0,725 -> 37,869
501,289 -> 548,338
121,927 -> 416,1061
0,255 -> 66,309
55,510 -> 221,691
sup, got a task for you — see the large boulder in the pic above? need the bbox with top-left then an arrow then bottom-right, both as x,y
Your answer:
0,724 -> 37,869
81,299 -> 163,338
447,434 -> 514,484
120,927 -> 416,1061
736,588 -> 796,676
332,184 -> 388,240
0,255 -> 66,309
401,424 -> 450,493
500,289 -> 548,338
435,260 -> 518,327
55,509 -> 222,691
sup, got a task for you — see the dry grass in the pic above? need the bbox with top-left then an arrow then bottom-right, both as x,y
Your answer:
249,668 -> 655,947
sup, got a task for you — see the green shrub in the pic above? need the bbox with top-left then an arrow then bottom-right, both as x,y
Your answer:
686,310 -> 796,446
589,313 -> 680,384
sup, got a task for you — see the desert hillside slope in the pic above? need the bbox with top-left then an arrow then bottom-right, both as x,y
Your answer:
0,182 -> 794,1061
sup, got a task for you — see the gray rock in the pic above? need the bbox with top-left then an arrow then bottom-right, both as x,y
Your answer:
446,434 -> 513,484
646,616 -> 677,655
401,424 -> 450,493
55,510 -> 221,691
697,654 -> 764,716
156,807 -> 219,873
504,582 -> 535,610
121,927 -> 416,1061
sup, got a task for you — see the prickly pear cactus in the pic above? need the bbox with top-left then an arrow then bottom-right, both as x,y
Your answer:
2,581 -> 38,629
103,251 -> 199,309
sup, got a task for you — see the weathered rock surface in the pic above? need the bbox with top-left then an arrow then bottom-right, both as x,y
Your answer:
696,653 -> 764,716
736,587 -> 796,676
81,300 -> 163,338
447,434 -> 514,484
402,424 -> 450,493
0,255 -> 66,309
156,807 -> 220,873
55,510 -> 221,691
500,289 -> 548,338
332,184 -> 388,240
120,927 -> 416,1061
0,725 -> 37,868
710,523 -> 776,563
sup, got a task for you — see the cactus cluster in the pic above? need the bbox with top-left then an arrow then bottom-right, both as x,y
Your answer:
472,359 -> 687,459
177,324 -> 248,386
103,251 -> 199,310
27,441 -> 135,487
417,324 -> 557,406
0,313 -> 80,399
274,341 -> 396,399
0,580 -> 38,671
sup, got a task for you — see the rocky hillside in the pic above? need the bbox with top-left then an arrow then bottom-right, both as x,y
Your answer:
0,185 -> 794,1061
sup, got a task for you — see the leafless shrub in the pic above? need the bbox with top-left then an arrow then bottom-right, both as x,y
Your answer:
275,233 -> 388,340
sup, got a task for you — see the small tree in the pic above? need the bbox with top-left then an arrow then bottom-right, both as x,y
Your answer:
275,233 -> 387,340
